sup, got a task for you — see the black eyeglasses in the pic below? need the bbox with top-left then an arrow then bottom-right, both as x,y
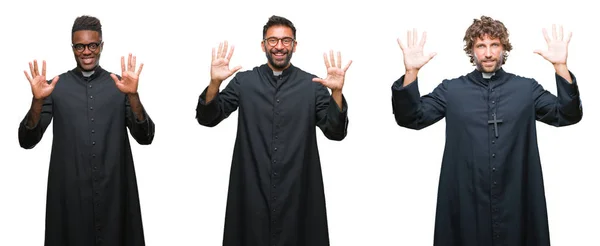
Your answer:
264,37 -> 295,47
72,41 -> 103,52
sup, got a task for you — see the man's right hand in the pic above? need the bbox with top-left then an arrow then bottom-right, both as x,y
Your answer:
396,29 -> 437,86
24,60 -> 58,100
210,40 -> 242,88
397,29 -> 437,73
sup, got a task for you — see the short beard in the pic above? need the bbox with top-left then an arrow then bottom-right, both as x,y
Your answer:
474,52 -> 504,73
265,44 -> 293,70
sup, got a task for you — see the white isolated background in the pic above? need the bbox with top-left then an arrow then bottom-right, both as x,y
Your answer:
0,0 -> 597,245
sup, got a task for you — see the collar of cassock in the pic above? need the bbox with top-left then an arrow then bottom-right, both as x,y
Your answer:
261,63 -> 295,79
71,65 -> 105,81
470,67 -> 508,81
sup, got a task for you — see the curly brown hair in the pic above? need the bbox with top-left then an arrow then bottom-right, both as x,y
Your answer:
463,16 -> 512,65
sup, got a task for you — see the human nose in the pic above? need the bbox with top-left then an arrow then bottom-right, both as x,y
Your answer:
82,46 -> 93,54
484,47 -> 492,58
275,39 -> 285,49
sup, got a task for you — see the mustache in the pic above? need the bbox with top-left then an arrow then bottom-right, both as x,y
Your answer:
270,48 -> 288,53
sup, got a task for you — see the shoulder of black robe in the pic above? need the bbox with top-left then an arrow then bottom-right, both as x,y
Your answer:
391,71 -> 455,130
19,65 -> 155,148
267,63 -> 349,141
195,65 -> 261,127
467,67 -> 582,126
196,63 -> 310,127
17,66 -> 107,149
196,62 -> 349,141
78,66 -> 155,144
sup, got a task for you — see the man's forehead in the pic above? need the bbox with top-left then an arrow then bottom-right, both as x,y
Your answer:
475,34 -> 501,43
265,26 -> 293,36
72,30 -> 101,40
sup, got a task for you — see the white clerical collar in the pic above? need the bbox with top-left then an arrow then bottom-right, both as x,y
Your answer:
82,70 -> 95,77
482,72 -> 495,79
273,71 -> 282,76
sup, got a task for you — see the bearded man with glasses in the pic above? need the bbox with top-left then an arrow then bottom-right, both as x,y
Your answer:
18,15 -> 155,246
196,15 -> 352,246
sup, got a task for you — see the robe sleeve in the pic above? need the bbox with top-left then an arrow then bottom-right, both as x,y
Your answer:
18,95 -> 53,149
125,95 -> 155,145
315,83 -> 348,141
533,71 -> 583,126
196,76 -> 241,127
391,75 -> 447,130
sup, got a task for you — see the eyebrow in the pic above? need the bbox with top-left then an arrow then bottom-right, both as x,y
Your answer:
265,36 -> 294,39
476,41 -> 501,45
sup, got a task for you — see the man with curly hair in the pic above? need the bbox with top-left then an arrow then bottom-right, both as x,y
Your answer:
391,16 -> 582,245
18,15 -> 154,246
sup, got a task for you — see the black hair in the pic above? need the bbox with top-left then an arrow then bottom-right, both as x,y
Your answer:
262,15 -> 296,39
72,15 -> 102,39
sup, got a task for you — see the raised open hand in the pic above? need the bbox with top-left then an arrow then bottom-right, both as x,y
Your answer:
397,29 -> 437,71
312,50 -> 352,92
24,60 -> 59,100
211,41 -> 242,83
111,53 -> 143,94
534,24 -> 571,65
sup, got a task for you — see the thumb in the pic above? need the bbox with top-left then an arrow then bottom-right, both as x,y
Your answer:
533,50 -> 544,56
50,76 -> 59,87
110,74 -> 120,84
312,77 -> 326,85
397,38 -> 406,51
231,66 -> 242,74
428,52 -> 437,61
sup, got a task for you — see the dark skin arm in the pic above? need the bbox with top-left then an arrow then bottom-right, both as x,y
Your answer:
110,53 -> 146,121
23,60 -> 59,128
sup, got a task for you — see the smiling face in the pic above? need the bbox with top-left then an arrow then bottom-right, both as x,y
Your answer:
472,35 -> 504,73
261,25 -> 296,72
72,30 -> 103,71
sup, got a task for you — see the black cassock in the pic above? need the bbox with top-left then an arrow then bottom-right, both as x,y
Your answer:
18,66 -> 155,246
391,68 -> 582,246
196,64 -> 348,246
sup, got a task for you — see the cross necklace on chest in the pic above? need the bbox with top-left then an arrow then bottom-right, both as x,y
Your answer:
488,113 -> 503,138
486,80 -> 503,138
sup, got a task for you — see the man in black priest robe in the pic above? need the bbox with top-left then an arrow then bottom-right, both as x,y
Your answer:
18,15 -> 154,246
391,16 -> 582,246
196,15 -> 351,246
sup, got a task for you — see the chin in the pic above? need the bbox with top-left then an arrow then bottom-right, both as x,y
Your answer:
78,63 -> 96,71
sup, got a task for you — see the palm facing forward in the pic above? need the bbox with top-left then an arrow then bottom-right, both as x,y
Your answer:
211,41 -> 242,83
397,29 -> 437,71
534,24 -> 571,65
312,50 -> 352,92
24,60 -> 59,100
111,53 -> 143,94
